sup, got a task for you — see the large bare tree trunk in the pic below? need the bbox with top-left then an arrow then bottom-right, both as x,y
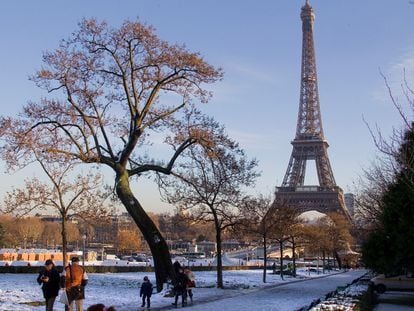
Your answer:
116,172 -> 175,292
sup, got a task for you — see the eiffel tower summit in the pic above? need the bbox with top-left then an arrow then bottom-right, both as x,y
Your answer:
276,0 -> 351,219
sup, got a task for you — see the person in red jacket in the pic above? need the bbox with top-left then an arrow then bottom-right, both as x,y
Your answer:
184,267 -> 195,303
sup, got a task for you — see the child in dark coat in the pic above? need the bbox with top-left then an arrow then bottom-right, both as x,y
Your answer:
140,276 -> 153,308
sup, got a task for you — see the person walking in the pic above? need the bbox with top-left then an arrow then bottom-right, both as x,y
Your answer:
139,276 -> 153,308
172,267 -> 189,308
37,259 -> 60,311
61,256 -> 88,311
183,267 -> 195,303
173,261 -> 182,274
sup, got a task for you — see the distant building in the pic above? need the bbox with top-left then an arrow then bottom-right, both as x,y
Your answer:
222,240 -> 243,251
196,241 -> 216,255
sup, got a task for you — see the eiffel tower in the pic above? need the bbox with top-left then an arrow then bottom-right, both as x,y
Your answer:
276,0 -> 350,219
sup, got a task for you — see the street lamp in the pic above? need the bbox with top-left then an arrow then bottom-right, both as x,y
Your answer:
82,234 -> 87,266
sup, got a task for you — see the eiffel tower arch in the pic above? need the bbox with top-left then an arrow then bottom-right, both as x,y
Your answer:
276,0 -> 350,220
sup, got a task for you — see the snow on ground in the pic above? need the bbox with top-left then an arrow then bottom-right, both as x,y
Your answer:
179,270 -> 367,311
0,269 -> 366,311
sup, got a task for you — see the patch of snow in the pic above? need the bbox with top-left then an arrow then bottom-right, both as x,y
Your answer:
0,269 -> 367,311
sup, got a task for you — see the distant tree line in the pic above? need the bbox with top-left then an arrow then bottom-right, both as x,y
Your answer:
0,215 -> 79,249
0,211 -> 218,253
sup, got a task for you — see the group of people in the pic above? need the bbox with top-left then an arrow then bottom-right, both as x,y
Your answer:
37,256 -> 115,311
36,258 -> 195,310
171,261 -> 196,308
139,261 -> 196,309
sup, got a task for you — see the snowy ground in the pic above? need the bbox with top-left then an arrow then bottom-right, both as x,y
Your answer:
0,269 -> 367,311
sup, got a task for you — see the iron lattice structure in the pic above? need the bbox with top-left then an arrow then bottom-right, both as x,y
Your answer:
276,0 -> 350,219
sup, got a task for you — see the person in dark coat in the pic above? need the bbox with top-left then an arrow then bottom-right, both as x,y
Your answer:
172,268 -> 189,308
173,260 -> 182,274
139,276 -> 153,308
37,259 -> 60,311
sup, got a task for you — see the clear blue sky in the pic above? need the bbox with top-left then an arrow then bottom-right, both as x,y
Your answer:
1,0 -> 413,213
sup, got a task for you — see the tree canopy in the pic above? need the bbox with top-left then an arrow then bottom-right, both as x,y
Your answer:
158,116 -> 258,287
0,18 -> 223,291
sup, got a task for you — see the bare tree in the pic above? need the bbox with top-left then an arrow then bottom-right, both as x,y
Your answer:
364,72 -> 414,189
117,229 -> 142,255
301,219 -> 331,272
0,18 -> 222,290
356,72 -> 414,236
39,221 -> 61,248
14,217 -> 44,249
158,116 -> 258,288
0,215 -> 20,247
0,215 -> 45,248
302,213 -> 353,270
1,158 -> 111,266
285,220 -> 305,277
0,223 -> 5,247
270,200 -> 301,280
326,213 -> 354,267
239,194 -> 275,283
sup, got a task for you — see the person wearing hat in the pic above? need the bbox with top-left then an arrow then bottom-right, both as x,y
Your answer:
37,259 -> 60,311
61,256 -> 89,311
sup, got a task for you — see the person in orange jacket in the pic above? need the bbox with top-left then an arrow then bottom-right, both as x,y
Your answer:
61,256 -> 88,311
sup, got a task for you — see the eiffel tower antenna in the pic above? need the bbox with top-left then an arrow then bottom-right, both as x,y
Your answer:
276,1 -> 350,219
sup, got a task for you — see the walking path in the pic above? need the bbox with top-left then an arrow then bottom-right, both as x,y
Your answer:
150,270 -> 366,311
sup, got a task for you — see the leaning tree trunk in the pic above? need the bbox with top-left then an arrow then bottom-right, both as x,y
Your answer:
116,171 -> 175,292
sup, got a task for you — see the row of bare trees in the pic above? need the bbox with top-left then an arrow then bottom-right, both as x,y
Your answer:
0,211 -> 161,256
237,196 -> 353,283
0,159 -> 112,266
0,215 -> 80,249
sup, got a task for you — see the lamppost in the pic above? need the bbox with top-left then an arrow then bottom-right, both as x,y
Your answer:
82,234 -> 87,266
